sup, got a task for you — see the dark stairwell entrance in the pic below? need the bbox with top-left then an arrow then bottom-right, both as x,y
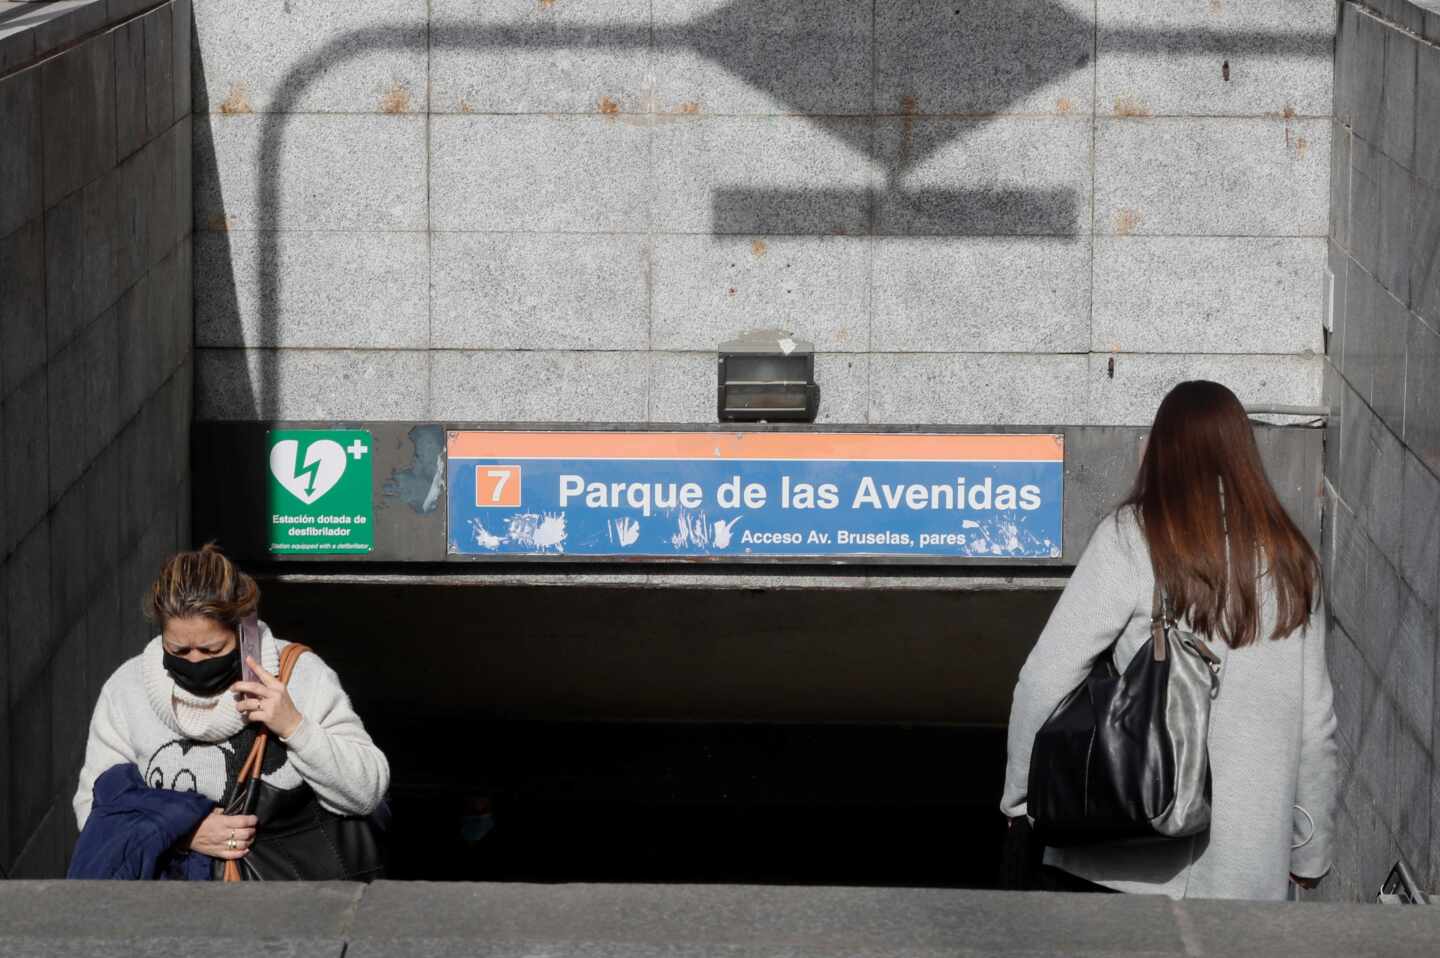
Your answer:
258,580 -> 1061,886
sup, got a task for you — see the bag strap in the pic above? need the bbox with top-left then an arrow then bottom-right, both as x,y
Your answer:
1150,581 -> 1168,662
222,643 -> 312,882
1150,576 -> 1223,692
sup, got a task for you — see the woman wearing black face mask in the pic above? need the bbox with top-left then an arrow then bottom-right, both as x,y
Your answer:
72,544 -> 390,870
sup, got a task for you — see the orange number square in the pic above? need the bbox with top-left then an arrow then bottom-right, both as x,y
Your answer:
475,465 -> 522,508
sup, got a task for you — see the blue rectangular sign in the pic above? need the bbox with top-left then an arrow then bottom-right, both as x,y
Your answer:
446,432 -> 1063,560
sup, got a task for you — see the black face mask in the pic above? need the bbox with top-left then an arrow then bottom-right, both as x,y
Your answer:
163,647 -> 242,697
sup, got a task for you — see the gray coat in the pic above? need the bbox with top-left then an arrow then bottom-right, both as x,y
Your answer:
1001,508 -> 1338,900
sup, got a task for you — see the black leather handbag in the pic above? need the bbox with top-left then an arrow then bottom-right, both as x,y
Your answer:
1026,581 -> 1223,847
222,644 -> 388,881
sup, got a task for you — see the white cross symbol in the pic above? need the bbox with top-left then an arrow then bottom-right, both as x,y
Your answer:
347,438 -> 369,460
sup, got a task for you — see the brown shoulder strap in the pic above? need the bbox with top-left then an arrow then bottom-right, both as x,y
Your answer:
222,643 -> 313,882
278,643 -> 311,684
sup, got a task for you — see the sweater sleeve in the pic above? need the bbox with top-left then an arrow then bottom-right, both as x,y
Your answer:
280,653 -> 391,816
73,679 -> 138,830
1290,604 -> 1339,879
1000,512 -> 1146,818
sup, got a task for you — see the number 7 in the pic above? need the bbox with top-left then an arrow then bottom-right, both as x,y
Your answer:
475,465 -> 521,508
486,469 -> 511,502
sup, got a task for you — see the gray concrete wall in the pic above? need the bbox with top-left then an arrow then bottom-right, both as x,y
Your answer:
0,0 -> 193,878
1318,0 -> 1440,903
190,0 -> 1334,427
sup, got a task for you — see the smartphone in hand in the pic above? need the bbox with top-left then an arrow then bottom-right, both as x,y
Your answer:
238,613 -> 262,684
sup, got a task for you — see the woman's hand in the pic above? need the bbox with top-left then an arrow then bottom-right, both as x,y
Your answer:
232,656 -> 304,738
189,809 -> 258,860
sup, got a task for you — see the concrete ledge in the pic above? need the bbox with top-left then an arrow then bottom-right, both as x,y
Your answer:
2,881 -> 1438,957
0,1 -> 173,80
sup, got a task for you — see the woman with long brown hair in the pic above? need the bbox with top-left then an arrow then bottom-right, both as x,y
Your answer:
1001,380 -> 1337,899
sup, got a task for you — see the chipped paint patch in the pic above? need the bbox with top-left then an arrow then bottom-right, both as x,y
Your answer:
679,101 -> 701,114
1113,209 -> 1142,236
219,83 -> 252,115
1055,97 -> 1073,114
469,519 -> 503,550
598,96 -> 620,114
609,517 -> 641,547
671,511 -> 713,550
751,239 -> 768,256
382,425 -> 446,514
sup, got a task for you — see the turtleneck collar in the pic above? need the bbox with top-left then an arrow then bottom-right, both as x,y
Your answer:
141,621 -> 282,743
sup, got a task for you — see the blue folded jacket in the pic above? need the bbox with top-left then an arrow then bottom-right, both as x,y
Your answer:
67,764 -> 216,880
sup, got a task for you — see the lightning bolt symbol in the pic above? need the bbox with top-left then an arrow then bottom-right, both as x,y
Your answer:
294,448 -> 324,497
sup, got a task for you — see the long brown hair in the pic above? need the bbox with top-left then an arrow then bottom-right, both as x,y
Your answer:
145,543 -> 260,630
1122,380 -> 1317,647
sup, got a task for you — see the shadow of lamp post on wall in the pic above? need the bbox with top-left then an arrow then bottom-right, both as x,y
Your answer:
244,2 -> 1333,415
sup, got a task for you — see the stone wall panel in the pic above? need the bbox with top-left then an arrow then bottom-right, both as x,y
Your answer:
1095,118 -> 1329,236
1096,0 -> 1333,118
195,115 -> 427,231
197,231 -> 429,349
654,235 -> 870,354
435,232 -> 650,351
1092,236 -> 1323,354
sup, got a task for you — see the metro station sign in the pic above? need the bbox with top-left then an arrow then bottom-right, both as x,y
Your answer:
446,432 -> 1063,560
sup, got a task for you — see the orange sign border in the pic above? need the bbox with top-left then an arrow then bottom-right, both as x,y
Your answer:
447,431 -> 1062,463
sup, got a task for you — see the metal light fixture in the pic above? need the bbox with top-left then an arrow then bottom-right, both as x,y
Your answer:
716,329 -> 820,423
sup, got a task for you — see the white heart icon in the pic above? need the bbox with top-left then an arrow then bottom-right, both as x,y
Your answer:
270,439 -> 347,505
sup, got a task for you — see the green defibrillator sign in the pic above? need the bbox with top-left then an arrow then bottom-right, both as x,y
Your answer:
267,429 -> 374,554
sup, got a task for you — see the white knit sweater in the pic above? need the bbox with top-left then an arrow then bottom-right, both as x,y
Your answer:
1002,508 -> 1338,900
73,623 -> 390,830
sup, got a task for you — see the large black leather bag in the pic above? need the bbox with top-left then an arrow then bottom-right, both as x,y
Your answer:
1027,582 -> 1222,847
222,643 -> 388,881
233,775 -> 388,881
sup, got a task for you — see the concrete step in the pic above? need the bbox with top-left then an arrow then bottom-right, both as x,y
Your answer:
2,880 -> 1437,957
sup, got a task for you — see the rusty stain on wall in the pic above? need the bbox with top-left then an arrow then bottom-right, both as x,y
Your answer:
679,101 -> 701,114
1112,96 -> 1150,117
1056,97 -> 1073,114
898,95 -> 919,168
1294,135 -> 1309,158
1113,209 -> 1142,236
599,96 -> 620,114
751,239 -> 768,257
381,83 -> 411,114
1277,102 -> 1296,146
457,98 -> 474,114
219,83 -> 252,114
